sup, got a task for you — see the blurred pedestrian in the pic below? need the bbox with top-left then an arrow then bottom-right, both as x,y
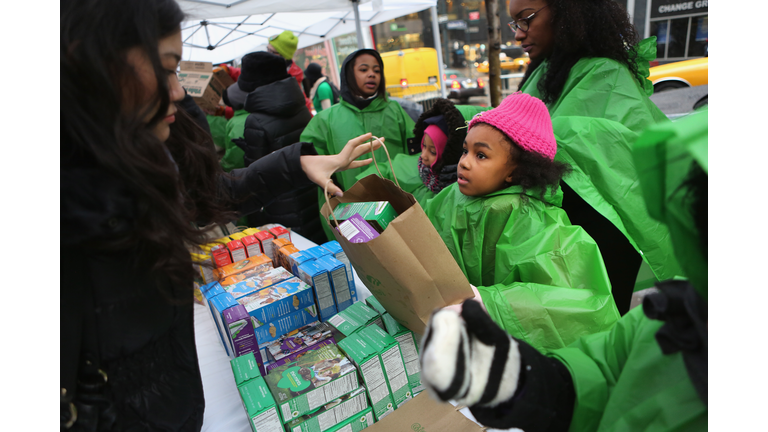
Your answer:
61,0 -> 380,429
300,48 -> 416,239
510,0 -> 682,314
223,51 -> 325,243
268,30 -> 314,115
304,62 -> 339,114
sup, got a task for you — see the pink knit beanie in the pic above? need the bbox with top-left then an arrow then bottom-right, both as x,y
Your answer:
467,92 -> 557,161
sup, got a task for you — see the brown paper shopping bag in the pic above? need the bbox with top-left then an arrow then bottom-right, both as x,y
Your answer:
363,392 -> 485,432
320,140 -> 473,334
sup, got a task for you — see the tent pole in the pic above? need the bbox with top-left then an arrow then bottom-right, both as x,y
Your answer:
351,0 -> 364,49
430,5 -> 447,98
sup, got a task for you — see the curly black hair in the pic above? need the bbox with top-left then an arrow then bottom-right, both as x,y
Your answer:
473,123 -> 571,199
412,98 -> 468,173
518,0 -> 641,105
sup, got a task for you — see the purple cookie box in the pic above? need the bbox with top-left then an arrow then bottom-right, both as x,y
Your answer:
338,213 -> 379,243
265,338 -> 337,372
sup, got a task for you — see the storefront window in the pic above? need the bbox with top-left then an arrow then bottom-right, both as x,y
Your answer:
688,16 -> 708,57
667,17 -> 689,58
651,20 -> 668,57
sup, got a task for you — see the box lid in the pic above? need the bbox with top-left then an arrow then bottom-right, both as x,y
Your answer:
238,376 -> 277,415
231,352 -> 263,387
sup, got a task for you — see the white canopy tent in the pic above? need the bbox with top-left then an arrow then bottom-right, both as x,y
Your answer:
178,0 -> 436,64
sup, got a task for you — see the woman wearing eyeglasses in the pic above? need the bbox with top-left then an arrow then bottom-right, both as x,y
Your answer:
505,0 -> 683,316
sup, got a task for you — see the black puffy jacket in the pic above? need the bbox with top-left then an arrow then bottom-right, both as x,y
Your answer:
232,77 -> 325,244
61,142 -> 316,431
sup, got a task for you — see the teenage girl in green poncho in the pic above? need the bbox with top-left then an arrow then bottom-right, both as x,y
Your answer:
509,0 -> 682,315
424,92 -> 620,353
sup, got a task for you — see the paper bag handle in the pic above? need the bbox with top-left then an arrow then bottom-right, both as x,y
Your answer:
368,136 -> 401,189
323,179 -> 341,229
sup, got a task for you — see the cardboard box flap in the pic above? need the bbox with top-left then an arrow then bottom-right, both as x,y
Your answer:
363,392 -> 485,432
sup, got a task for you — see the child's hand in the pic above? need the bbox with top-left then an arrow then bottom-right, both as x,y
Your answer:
300,133 -> 383,197
443,284 -> 485,314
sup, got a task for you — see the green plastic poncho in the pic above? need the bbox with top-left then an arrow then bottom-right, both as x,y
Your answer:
355,104 -> 491,208
424,183 -> 620,353
301,96 -> 415,240
520,37 -> 683,283
221,109 -> 249,172
300,97 -> 415,190
206,114 -> 228,155
550,110 -> 708,431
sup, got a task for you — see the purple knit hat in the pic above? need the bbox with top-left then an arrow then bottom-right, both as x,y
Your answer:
467,92 -> 557,161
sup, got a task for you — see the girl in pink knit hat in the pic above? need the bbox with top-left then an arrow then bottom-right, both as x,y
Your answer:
423,92 -> 620,354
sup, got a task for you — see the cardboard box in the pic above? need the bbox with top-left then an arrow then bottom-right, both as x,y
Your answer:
320,241 -> 356,298
242,227 -> 261,236
278,244 -> 301,272
332,202 -> 398,233
303,245 -> 332,261
266,338 -> 336,373
362,392 -> 484,432
211,243 -> 233,268
232,352 -> 267,387
265,344 -> 359,423
230,232 -> 249,241
201,282 -> 230,354
255,231 -> 277,261
364,296 -> 386,317
297,261 -> 338,322
315,256 -> 353,313
284,387 -> 369,432
327,303 -> 375,339
238,277 -> 317,323
178,61 -> 234,112
251,306 -> 319,344
337,335 -> 395,421
228,240 -> 248,263
348,302 -> 385,331
238,375 -> 285,432
326,407 -> 374,432
288,252 -> 314,277
225,267 -> 294,300
191,252 -> 216,285
224,304 -> 263,362
265,321 -> 335,363
338,214 -> 380,243
209,293 -> 241,356
241,234 -> 264,258
269,226 -> 292,243
381,313 -> 423,395
358,326 -> 412,408
215,254 -> 274,286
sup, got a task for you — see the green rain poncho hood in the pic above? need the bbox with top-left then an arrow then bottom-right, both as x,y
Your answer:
424,183 -> 620,353
520,37 -> 683,283
355,104 -> 490,207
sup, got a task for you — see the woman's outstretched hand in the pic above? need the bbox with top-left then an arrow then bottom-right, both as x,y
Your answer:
300,133 -> 383,197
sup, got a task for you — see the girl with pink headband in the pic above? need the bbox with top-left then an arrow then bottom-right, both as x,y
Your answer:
423,92 -> 620,353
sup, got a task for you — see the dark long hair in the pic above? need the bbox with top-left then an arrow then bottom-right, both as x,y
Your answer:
61,0 -> 236,300
518,0 -> 641,105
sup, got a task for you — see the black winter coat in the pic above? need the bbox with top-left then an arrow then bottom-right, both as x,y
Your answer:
61,142 -> 316,431
232,77 -> 325,244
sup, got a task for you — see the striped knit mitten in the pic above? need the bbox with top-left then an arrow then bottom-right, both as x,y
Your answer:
419,300 -> 575,432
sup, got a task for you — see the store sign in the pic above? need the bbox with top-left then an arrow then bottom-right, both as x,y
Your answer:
468,11 -> 480,21
468,27 -> 480,33
651,0 -> 708,18
446,20 -> 467,30
438,14 -> 448,23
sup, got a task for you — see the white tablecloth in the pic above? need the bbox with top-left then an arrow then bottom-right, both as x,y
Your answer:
194,231 -> 518,431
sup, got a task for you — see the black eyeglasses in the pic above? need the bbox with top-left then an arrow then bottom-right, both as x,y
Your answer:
507,5 -> 549,33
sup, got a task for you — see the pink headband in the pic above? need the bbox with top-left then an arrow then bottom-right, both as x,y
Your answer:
423,124 -> 448,167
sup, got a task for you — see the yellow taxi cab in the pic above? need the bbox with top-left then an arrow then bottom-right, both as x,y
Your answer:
648,56 -> 708,92
476,56 -> 529,74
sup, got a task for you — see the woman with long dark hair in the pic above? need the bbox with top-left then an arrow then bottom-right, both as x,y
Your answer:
61,0 -> 379,429
509,0 -> 682,315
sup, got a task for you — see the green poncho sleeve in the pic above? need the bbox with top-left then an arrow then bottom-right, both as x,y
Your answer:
550,306 -> 706,431
520,38 -> 682,282
221,110 -> 248,172
425,184 -> 620,353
